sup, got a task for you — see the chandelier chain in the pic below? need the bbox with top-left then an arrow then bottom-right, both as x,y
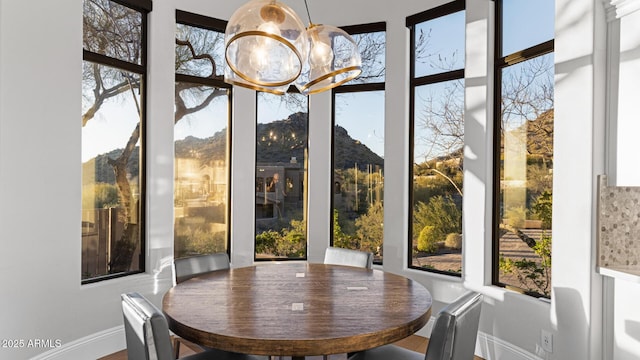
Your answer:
303,0 -> 313,25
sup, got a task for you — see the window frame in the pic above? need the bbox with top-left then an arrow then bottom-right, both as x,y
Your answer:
406,0 -> 465,276
253,87 -> 309,262
173,10 -> 233,260
330,21 -> 386,265
81,0 -> 151,284
491,0 -> 554,294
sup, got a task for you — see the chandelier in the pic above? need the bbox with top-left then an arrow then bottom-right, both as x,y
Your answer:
224,0 -> 362,95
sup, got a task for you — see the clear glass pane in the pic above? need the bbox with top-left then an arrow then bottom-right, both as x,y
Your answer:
256,92 -> 308,260
411,79 -> 464,274
83,0 -> 142,65
350,31 -> 386,84
501,0 -> 554,56
414,10 -> 465,78
498,53 -> 554,297
174,83 -> 230,258
176,24 -> 226,78
333,91 -> 385,264
81,61 -> 143,279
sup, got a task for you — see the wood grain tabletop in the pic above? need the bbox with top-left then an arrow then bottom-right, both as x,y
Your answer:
162,262 -> 432,357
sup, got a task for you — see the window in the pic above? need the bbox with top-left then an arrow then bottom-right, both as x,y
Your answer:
255,91 -> 308,260
407,1 -> 465,275
332,23 -> 386,264
81,0 -> 151,283
493,0 -> 554,298
174,12 -> 231,259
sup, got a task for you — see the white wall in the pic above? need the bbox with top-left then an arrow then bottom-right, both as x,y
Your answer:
0,0 -> 630,359
602,1 -> 640,359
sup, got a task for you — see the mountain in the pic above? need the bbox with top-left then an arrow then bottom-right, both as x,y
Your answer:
82,148 -> 139,185
85,112 -> 384,184
256,112 -> 383,169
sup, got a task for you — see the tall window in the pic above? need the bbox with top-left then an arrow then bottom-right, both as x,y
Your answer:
331,23 -> 386,264
493,0 -> 554,298
81,0 -> 151,283
174,12 -> 231,259
408,1 -> 465,275
255,91 -> 308,260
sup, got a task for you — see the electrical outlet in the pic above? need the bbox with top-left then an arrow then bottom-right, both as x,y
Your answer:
541,329 -> 553,353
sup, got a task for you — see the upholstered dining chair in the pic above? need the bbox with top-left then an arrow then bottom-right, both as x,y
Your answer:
174,252 -> 230,284
121,292 -> 267,360
172,253 -> 231,357
347,291 -> 483,360
323,246 -> 374,269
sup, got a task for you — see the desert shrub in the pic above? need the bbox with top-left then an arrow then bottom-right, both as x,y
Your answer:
413,195 -> 461,253
445,233 -> 462,249
255,230 -> 279,255
417,226 -> 439,253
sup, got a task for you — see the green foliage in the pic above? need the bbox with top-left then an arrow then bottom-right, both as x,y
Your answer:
278,219 -> 306,257
504,206 -> 527,228
532,191 -> 552,229
355,202 -> 383,254
526,161 -> 553,196
499,232 -> 552,297
255,230 -> 279,255
412,161 -> 463,204
255,219 -> 307,258
417,225 -> 439,253
413,195 -> 462,252
333,209 -> 356,249
175,227 -> 226,258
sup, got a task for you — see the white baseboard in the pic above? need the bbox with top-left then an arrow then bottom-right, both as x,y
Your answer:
29,324 -> 542,360
415,316 -> 541,360
30,326 -> 125,360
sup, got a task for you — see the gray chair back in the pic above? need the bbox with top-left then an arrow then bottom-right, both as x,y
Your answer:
425,291 -> 483,360
121,292 -> 174,360
174,253 -> 230,284
323,247 -> 374,269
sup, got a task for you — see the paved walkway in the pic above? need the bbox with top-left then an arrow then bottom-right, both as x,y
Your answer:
413,229 -> 550,293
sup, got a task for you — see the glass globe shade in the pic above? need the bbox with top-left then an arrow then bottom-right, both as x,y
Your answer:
295,24 -> 362,95
224,0 -> 308,88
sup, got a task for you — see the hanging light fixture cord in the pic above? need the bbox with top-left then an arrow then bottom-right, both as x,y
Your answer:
303,0 -> 313,25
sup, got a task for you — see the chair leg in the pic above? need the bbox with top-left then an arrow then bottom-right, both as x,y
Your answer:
173,337 -> 181,359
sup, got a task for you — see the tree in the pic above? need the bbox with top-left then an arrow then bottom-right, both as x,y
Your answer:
83,0 -> 146,273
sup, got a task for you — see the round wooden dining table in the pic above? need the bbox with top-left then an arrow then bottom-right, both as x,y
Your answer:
162,262 -> 432,359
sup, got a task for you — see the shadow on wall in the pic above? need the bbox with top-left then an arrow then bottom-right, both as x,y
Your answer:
553,287 -> 588,359
621,320 -> 640,359
476,290 -> 553,359
474,287 -> 589,360
625,320 -> 640,343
